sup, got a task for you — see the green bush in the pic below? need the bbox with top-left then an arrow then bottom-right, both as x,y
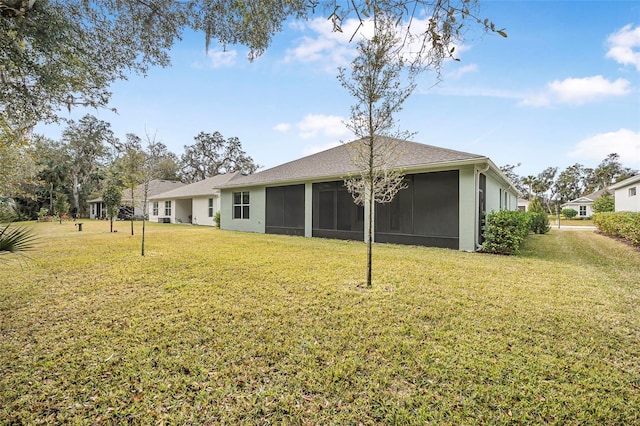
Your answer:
214,210 -> 221,228
528,197 -> 550,234
593,193 -> 615,213
593,212 -> 640,247
561,208 -> 578,219
482,209 -> 532,255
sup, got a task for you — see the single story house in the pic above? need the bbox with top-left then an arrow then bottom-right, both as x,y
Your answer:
88,179 -> 185,219
562,189 -> 609,218
609,174 -> 640,212
147,173 -> 239,225
215,137 -> 520,251
517,198 -> 530,212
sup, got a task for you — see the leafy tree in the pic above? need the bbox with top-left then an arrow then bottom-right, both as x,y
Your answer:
181,132 -> 259,183
528,196 -> 549,234
61,115 -> 113,217
53,190 -> 70,223
338,15 -> 416,287
520,175 -> 537,200
532,167 -> 558,212
102,181 -> 122,233
33,136 -> 71,215
147,141 -> 181,181
555,163 -> 585,203
561,208 -> 578,219
592,192 -> 615,214
499,163 -> 526,196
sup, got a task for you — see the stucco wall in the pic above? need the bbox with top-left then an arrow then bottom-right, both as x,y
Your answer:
614,185 -> 640,212
458,166 -> 476,251
220,187 -> 266,233
192,196 -> 217,226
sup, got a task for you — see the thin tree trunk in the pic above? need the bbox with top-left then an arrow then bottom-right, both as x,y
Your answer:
72,173 -> 80,214
110,218 -> 113,233
49,183 -> 54,214
130,186 -> 134,236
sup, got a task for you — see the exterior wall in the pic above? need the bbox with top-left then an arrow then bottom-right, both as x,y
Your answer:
458,166 -> 476,251
148,199 -> 175,223
563,201 -> 594,217
192,196 -> 218,226
485,173 -> 518,214
614,185 -> 640,212
220,187 -> 266,233
304,183 -> 313,237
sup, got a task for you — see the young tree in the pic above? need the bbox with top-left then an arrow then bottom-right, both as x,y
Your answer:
102,182 -> 122,233
116,134 -> 146,236
181,132 -> 260,183
339,15 -> 416,287
53,191 -> 70,224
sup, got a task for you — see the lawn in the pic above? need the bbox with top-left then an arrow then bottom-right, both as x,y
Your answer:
1,221 -> 638,424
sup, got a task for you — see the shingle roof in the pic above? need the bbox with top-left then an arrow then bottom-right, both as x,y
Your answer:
149,173 -> 240,200
609,174 -> 640,190
219,137 -> 486,188
89,179 -> 185,203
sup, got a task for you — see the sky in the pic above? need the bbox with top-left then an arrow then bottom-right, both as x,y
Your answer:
37,0 -> 640,178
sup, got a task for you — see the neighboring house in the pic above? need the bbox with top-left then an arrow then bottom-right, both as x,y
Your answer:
215,137 -> 520,251
148,173 -> 240,225
609,174 -> 640,212
562,189 -> 609,218
88,179 -> 185,219
518,198 -> 530,212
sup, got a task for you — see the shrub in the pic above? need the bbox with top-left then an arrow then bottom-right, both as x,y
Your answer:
592,193 -> 615,214
214,210 -> 221,228
482,209 -> 532,255
593,212 -> 640,247
561,208 -> 578,219
528,197 -> 550,234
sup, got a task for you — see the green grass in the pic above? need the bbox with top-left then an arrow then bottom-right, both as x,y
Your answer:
1,221 -> 638,424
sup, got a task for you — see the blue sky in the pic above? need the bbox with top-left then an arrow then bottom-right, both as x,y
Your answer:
38,1 -> 639,178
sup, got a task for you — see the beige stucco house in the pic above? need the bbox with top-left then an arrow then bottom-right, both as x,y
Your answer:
215,137 -> 520,251
609,174 -> 640,212
148,173 -> 239,225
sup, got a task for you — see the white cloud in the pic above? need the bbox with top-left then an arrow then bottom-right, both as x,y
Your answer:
569,129 -> 640,168
207,49 -> 237,68
296,113 -> 350,139
520,75 -> 631,107
606,24 -> 640,71
273,123 -> 291,132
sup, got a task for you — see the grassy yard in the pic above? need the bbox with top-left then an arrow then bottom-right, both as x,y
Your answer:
1,221 -> 638,424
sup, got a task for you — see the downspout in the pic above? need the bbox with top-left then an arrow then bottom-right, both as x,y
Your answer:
476,162 -> 490,251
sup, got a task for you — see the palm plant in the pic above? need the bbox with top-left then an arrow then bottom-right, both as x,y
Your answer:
0,201 -> 37,256
0,223 -> 37,255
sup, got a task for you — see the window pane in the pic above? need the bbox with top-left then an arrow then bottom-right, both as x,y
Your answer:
243,206 -> 250,219
234,192 -> 241,204
208,198 -> 213,207
234,206 -> 241,219
242,192 -> 250,204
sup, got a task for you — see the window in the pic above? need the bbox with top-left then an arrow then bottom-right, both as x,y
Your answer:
233,192 -> 250,219
152,202 -> 158,216
579,205 -> 587,216
630,187 -> 637,197
208,198 -> 214,217
164,201 -> 171,216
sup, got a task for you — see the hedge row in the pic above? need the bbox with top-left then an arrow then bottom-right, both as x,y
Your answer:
481,210 -> 532,255
593,212 -> 640,247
